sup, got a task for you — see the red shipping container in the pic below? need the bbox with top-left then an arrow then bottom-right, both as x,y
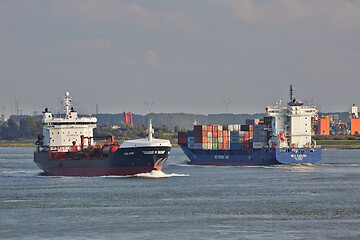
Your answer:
244,131 -> 250,138
178,137 -> 187,144
222,143 -> 227,149
194,125 -> 201,132
178,132 -> 188,138
241,124 -> 254,131
218,131 -> 223,137
194,125 -> 207,137
218,143 -> 223,149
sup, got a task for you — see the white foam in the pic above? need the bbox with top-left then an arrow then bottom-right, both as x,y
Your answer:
135,170 -> 189,178
2,199 -> 34,203
0,169 -> 42,178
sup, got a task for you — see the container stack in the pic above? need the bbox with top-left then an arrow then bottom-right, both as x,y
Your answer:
187,130 -> 194,149
194,125 -> 208,149
178,132 -> 188,145
253,125 -> 267,148
245,119 -> 264,125
178,119 -> 271,151
229,129 -> 244,150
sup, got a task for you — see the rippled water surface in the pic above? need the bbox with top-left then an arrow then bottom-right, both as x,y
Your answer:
0,147 -> 359,239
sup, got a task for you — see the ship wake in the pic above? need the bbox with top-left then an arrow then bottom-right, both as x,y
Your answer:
135,170 -> 189,178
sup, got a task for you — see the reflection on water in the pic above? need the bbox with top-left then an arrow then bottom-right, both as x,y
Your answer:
281,163 -> 316,173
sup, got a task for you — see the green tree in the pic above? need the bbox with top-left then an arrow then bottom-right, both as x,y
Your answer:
162,124 -> 169,132
174,126 -> 180,132
2,118 -> 19,140
19,117 -> 42,138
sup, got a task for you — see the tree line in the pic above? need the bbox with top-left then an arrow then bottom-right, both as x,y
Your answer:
0,117 -> 178,144
0,117 -> 43,140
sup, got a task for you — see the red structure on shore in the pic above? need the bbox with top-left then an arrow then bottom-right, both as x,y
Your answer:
123,112 -> 133,125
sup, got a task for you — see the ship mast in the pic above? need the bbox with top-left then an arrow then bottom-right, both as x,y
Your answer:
62,92 -> 72,118
290,85 -> 294,102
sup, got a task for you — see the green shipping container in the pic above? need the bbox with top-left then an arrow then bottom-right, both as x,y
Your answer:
212,142 -> 218,149
212,137 -> 218,143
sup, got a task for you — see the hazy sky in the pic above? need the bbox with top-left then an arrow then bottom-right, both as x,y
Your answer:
1,0 -> 360,116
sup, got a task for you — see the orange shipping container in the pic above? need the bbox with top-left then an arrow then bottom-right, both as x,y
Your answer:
351,118 -> 360,135
318,118 -> 330,135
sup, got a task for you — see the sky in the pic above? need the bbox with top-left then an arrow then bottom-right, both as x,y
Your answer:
1,0 -> 360,116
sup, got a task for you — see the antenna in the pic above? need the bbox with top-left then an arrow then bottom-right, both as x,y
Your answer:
62,92 -> 72,118
290,85 -> 294,102
73,98 -> 79,108
14,96 -> 19,115
145,101 -> 154,113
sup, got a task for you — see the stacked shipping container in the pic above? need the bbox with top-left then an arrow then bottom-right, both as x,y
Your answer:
178,119 -> 271,151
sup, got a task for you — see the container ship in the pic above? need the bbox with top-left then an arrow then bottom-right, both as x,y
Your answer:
178,86 -> 321,165
34,92 -> 171,176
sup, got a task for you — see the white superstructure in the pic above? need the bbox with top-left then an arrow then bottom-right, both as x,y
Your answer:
120,119 -> 171,148
349,104 -> 358,119
266,86 -> 318,148
41,92 -> 97,152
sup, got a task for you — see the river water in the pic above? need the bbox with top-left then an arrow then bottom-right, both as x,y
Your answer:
0,147 -> 359,239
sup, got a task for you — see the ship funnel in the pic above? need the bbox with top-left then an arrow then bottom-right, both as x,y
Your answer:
148,119 -> 154,141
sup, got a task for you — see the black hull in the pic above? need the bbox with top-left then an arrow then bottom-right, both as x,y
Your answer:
34,146 -> 171,176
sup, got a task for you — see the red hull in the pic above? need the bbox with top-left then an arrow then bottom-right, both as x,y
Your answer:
43,166 -> 163,177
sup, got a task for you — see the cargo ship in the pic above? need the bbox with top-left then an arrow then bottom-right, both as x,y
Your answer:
34,92 -> 171,176
178,86 -> 321,165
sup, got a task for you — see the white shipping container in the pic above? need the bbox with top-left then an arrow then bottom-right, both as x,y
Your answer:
218,125 -> 223,131
228,125 -> 234,131
218,137 -> 223,143
207,132 -> 212,137
201,143 -> 209,149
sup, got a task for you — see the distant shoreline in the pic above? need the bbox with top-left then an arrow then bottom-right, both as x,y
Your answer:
0,139 -> 36,147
